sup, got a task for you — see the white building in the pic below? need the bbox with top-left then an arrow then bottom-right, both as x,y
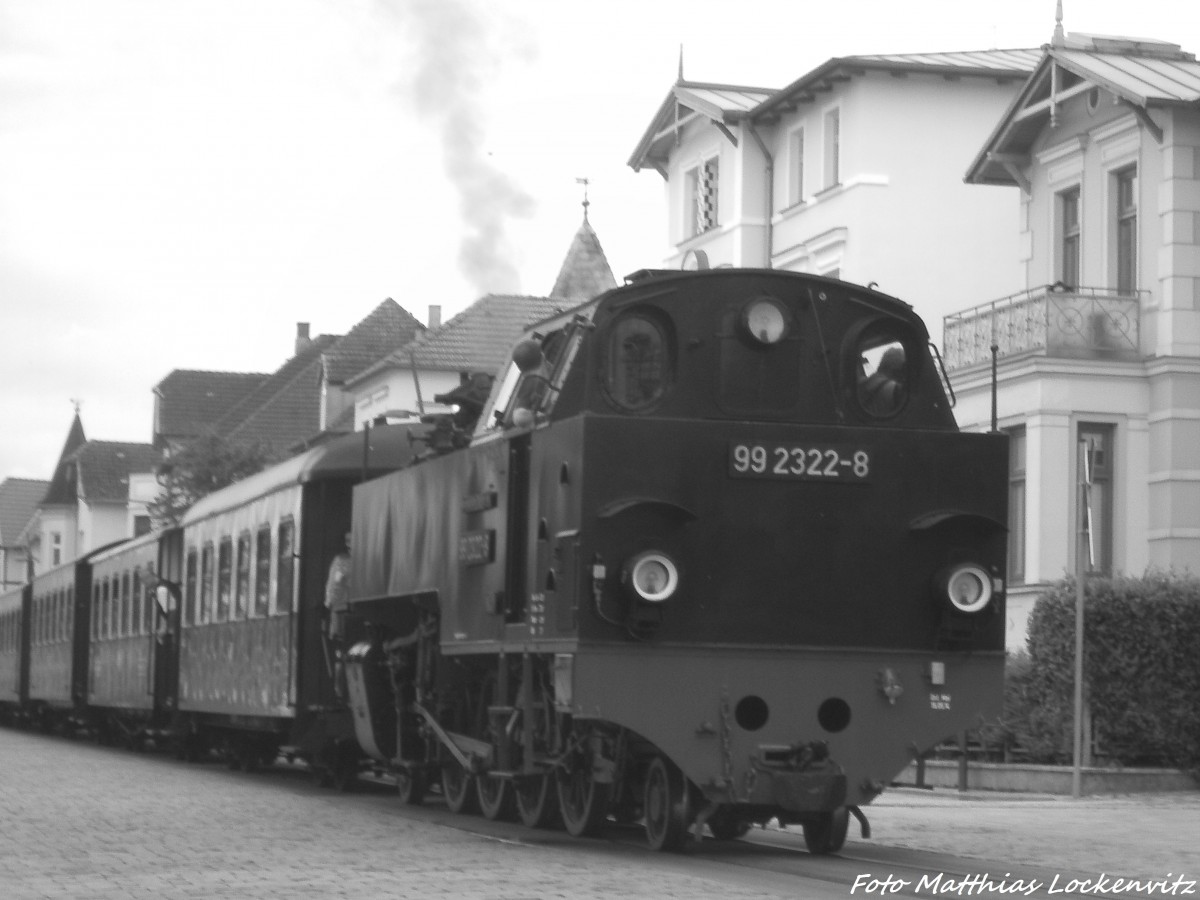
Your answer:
628,49 -> 1041,335
943,31 -> 1200,646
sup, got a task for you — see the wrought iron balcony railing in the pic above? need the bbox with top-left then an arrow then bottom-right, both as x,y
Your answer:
942,284 -> 1143,371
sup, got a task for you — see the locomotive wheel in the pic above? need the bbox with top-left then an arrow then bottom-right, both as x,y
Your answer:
331,745 -> 359,793
802,806 -> 850,855
441,762 -> 478,814
477,774 -> 516,821
707,807 -> 752,841
396,767 -> 426,806
556,765 -> 610,837
514,773 -> 560,829
643,755 -> 692,852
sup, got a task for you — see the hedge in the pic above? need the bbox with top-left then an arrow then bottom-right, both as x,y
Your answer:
995,572 -> 1200,770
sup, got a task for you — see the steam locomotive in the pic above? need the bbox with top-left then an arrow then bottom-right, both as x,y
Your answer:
0,268 -> 1008,853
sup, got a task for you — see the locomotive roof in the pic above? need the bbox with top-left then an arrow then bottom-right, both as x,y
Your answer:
181,423 -> 427,527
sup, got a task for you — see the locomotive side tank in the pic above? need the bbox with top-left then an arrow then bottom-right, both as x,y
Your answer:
345,268 -> 1008,851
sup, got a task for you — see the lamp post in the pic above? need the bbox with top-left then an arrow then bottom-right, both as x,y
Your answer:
1072,439 -> 1093,799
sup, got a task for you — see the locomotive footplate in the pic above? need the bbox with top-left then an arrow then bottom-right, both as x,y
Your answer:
746,741 -> 847,812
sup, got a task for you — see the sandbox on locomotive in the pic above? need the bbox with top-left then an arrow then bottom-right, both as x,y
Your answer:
340,267 -> 1008,852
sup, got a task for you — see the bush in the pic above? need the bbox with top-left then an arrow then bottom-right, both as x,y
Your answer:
1014,572 -> 1200,769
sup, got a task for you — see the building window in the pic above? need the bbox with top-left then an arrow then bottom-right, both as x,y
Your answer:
134,515 -> 152,537
685,156 -> 719,237
51,532 -> 62,567
788,127 -> 805,206
1059,187 -> 1081,288
1115,167 -> 1137,294
823,107 -> 840,188
1079,423 -> 1114,576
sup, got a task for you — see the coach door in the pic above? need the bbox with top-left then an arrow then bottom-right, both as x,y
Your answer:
151,529 -> 183,714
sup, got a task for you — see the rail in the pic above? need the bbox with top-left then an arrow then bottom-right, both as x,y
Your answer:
942,284 -> 1143,371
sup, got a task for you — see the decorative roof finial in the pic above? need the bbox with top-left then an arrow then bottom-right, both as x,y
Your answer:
576,177 -> 590,222
1052,0 -> 1066,47
70,397 -> 82,415
678,44 -> 684,82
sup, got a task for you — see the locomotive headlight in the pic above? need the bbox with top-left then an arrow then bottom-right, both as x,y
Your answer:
941,563 -> 993,614
624,551 -> 679,603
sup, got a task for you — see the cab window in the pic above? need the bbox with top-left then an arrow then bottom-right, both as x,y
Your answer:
855,331 -> 910,418
602,310 -> 672,412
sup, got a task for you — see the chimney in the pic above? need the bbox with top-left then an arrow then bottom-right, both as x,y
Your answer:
295,322 -> 311,355
428,305 -> 442,329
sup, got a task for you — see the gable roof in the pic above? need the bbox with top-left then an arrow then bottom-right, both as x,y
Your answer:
628,80 -> 775,174
967,36 -> 1200,187
0,478 -> 49,544
322,298 -> 426,385
628,49 -> 1039,174
69,442 -> 164,504
153,370 -> 268,444
42,413 -> 87,506
550,215 -> 618,303
349,294 -> 568,387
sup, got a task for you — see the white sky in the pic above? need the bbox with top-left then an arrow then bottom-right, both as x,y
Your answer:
1,0 -> 1195,479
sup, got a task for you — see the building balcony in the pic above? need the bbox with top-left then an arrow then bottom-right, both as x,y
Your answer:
942,284 -> 1143,371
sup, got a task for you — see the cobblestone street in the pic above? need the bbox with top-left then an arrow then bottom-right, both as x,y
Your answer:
0,728 -> 802,900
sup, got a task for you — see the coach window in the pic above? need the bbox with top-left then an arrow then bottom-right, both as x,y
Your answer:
92,584 -> 101,640
276,519 -> 295,614
184,549 -> 198,626
602,310 -> 673,412
200,543 -> 214,625
100,578 -> 111,639
235,532 -> 251,620
216,538 -> 232,622
254,526 -> 271,617
122,571 -> 132,636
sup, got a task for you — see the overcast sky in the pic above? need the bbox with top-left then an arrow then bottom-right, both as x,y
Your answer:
1,0 -> 1195,480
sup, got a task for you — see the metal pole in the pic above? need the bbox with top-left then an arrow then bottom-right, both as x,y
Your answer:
1072,439 -> 1089,799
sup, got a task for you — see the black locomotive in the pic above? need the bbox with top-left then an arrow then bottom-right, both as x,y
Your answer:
0,268 -> 1007,853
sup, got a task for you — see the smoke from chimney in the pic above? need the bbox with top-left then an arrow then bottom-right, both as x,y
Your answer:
387,0 -> 535,295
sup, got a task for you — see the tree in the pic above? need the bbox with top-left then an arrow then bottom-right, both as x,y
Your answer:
148,431 -> 274,526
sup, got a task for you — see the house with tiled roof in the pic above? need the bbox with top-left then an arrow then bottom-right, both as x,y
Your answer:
18,414 -> 164,574
0,477 -> 48,588
154,299 -> 426,458
629,47 -> 1041,335
348,211 -> 612,428
941,25 -> 1200,646
152,370 -> 268,451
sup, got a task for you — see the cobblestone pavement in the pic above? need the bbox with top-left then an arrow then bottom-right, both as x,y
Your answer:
0,728 -> 811,900
1,726 -> 1196,899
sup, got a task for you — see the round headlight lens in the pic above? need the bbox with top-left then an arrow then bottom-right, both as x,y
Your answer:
743,298 -> 788,345
945,564 -> 993,613
626,552 -> 679,603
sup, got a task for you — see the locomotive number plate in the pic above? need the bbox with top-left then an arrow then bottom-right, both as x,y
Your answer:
729,442 -> 871,481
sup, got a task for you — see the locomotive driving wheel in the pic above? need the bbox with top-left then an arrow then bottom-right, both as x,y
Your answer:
395,766 -> 426,805
441,761 -> 478,814
556,762 -> 610,837
802,806 -> 849,855
514,772 -> 560,828
477,774 -> 516,821
643,755 -> 692,852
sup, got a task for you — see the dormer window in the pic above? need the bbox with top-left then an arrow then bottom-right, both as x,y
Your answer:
686,156 -> 719,237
